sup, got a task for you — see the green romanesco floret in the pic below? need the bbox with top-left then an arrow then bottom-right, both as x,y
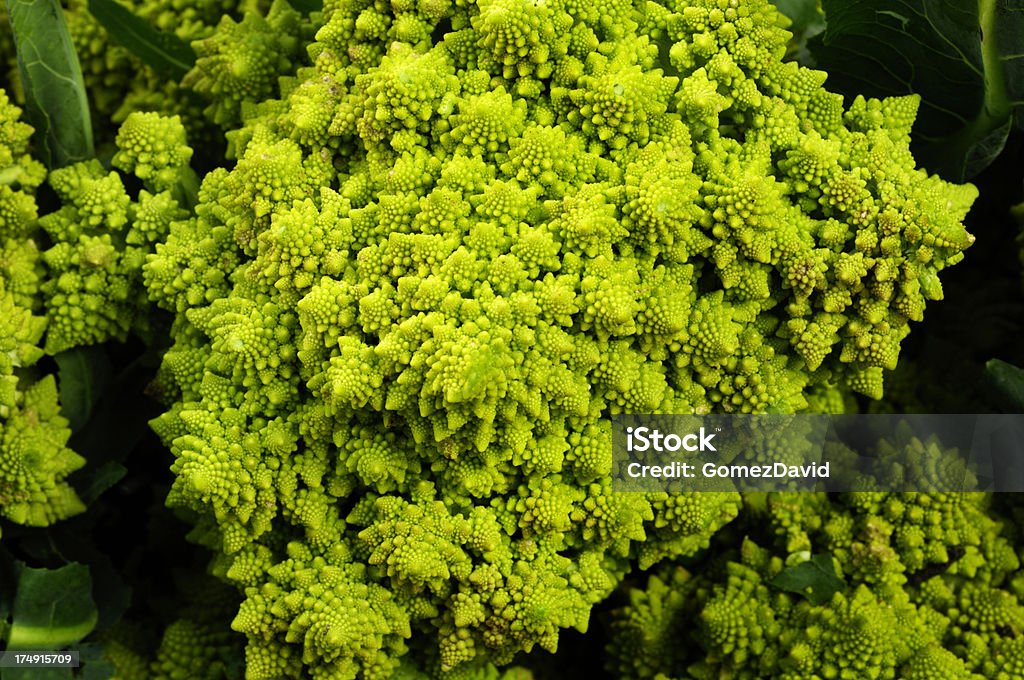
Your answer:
182,0 -> 306,129
0,89 -> 45,236
101,624 -> 154,680
102,574 -> 246,680
607,484 -> 1022,680
112,111 -> 196,195
0,90 -> 85,530
0,375 -> 87,527
37,112 -> 196,353
148,578 -> 246,680
141,0 -> 977,674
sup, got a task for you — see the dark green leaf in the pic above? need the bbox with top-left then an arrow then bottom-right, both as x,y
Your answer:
770,0 -> 825,64
76,642 -> 116,679
4,562 -> 98,649
0,550 -> 15,600
287,0 -> 322,14
80,549 -> 131,633
949,116 -> 1012,182
769,553 -> 845,606
0,550 -> 16,643
5,0 -> 93,168
68,349 -> 162,466
772,0 -> 821,28
811,0 -> 1024,181
77,461 -> 127,506
87,0 -> 195,80
987,359 -> 1024,411
54,346 -> 113,433
6,521 -> 132,634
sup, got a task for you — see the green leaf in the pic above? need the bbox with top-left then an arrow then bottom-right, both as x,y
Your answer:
68,347 -> 162,466
5,0 -> 93,168
287,0 -> 322,14
77,643 -> 116,679
54,346 -> 113,433
77,461 -> 127,506
87,0 -> 196,80
770,0 -> 825,64
3,562 -> 98,650
810,0 -> 1024,181
769,553 -> 845,606
987,359 -> 1024,411
0,550 -> 16,633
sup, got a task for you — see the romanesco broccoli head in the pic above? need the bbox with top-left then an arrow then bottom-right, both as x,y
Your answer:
131,0 -> 980,675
